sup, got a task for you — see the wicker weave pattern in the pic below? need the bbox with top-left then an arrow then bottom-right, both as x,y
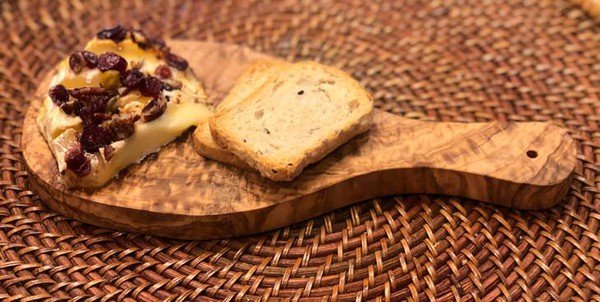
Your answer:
1,0 -> 599,301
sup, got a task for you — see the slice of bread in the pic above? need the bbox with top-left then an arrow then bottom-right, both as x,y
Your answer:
209,61 -> 374,181
193,59 -> 291,169
193,121 -> 253,169
216,59 -> 292,112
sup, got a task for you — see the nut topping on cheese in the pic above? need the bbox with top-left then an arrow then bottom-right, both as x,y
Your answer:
37,25 -> 212,188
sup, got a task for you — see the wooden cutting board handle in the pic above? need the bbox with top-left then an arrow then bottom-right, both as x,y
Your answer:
21,41 -> 577,240
341,113 -> 576,210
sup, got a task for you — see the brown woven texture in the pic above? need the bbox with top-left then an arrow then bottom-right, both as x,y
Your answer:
1,0 -> 599,301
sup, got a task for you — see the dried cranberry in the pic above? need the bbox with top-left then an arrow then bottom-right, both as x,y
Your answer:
165,53 -> 188,70
121,69 -> 144,88
49,85 -> 69,105
65,144 -> 91,176
69,53 -> 85,73
80,124 -> 112,152
98,52 -> 128,73
155,64 -> 172,79
96,25 -> 128,42
141,97 -> 167,122
143,36 -> 168,52
139,76 -> 163,98
81,51 -> 98,68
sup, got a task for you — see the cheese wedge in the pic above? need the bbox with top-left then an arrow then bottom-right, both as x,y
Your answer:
37,28 -> 212,188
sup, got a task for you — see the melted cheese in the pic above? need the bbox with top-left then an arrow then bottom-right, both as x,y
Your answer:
37,38 -> 212,188
65,101 -> 212,187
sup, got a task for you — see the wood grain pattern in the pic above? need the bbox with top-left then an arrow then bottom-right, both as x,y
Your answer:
21,41 -> 577,240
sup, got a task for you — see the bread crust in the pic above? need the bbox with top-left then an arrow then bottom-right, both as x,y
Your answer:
192,123 -> 253,170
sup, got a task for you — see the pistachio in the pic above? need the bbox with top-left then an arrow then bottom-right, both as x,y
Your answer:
162,79 -> 182,91
99,70 -> 121,91
105,96 -> 120,112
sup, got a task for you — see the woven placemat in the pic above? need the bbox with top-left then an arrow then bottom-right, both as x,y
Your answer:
1,0 -> 599,301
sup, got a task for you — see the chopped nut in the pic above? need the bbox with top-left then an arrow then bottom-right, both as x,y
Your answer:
59,99 -> 81,115
68,87 -> 116,119
105,96 -> 119,112
69,86 -> 116,99
103,145 -> 116,161
101,114 -> 138,141
93,112 -> 113,122
130,29 -> 148,46
129,60 -> 144,69
141,96 -> 167,122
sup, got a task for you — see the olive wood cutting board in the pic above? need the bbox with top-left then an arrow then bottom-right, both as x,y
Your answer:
22,40 -> 577,240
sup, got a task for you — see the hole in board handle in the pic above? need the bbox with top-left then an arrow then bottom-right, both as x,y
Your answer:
526,150 -> 538,158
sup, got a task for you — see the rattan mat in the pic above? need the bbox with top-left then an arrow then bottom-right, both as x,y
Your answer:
0,0 -> 599,301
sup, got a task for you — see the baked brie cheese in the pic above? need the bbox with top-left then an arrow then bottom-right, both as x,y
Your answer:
37,25 -> 212,188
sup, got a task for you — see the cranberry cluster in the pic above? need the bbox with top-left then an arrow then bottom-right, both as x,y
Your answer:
54,86 -> 120,177
121,69 -> 164,98
69,51 -> 98,74
50,26 -> 188,177
95,25 -> 189,71
50,83 -> 147,176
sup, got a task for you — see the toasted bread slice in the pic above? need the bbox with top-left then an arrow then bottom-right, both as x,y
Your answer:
192,59 -> 290,169
217,60 -> 292,111
193,119 -> 252,169
209,61 -> 374,181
